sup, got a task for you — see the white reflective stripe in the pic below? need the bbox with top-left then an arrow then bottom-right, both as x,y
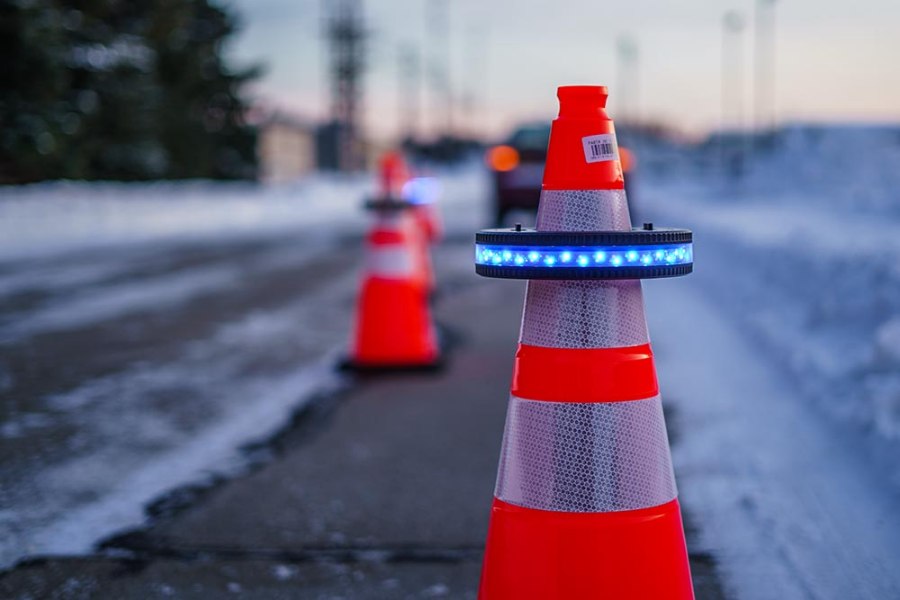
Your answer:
520,280 -> 649,348
536,189 -> 632,233
366,246 -> 414,278
495,395 -> 676,513
524,188 -> 648,349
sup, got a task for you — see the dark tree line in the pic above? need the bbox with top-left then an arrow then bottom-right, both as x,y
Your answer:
0,0 -> 261,183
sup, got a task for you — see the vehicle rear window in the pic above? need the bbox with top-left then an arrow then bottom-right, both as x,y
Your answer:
509,126 -> 551,152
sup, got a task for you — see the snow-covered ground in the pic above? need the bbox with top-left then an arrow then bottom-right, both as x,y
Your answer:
0,176 -> 368,262
644,124 -> 900,466
0,166 -> 488,569
640,124 -> 900,598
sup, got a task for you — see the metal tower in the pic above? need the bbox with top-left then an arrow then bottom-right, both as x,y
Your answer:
325,0 -> 366,170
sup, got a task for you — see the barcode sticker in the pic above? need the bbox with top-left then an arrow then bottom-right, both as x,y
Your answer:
582,134 -> 618,164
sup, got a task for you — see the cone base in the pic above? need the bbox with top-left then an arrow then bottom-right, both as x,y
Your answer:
349,277 -> 439,368
479,498 -> 694,600
337,354 -> 444,374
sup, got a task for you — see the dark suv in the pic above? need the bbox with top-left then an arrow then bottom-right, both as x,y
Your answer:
485,123 -> 551,227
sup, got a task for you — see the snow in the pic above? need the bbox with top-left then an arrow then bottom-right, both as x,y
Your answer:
1,264 -> 238,343
647,279 -> 900,599
641,126 -> 900,454
639,124 -> 900,597
0,265 -> 357,566
0,165 -> 487,264
875,317 -> 900,364
0,164 -> 490,570
0,176 -> 369,262
27,359 -> 344,560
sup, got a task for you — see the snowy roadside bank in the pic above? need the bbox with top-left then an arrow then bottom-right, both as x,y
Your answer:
640,126 -> 900,597
0,163 -> 488,265
0,176 -> 369,263
642,159 -> 900,479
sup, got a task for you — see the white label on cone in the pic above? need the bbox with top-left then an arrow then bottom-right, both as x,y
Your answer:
582,134 -> 618,163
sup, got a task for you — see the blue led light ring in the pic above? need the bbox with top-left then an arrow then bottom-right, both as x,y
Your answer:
476,227 -> 692,247
473,227 -> 693,280
474,262 -> 693,280
476,243 -> 692,268
364,196 -> 416,211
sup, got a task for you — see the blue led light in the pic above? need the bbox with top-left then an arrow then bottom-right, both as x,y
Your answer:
402,177 -> 441,205
475,243 -> 693,270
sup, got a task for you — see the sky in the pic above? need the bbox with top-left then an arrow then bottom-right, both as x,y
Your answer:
224,0 -> 900,142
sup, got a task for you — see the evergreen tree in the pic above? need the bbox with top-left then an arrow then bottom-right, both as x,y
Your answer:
0,0 -> 261,182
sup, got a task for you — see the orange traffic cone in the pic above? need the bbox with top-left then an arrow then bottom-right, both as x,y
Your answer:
345,207 -> 440,370
377,150 -> 410,200
403,176 -> 442,294
372,151 -> 437,295
474,86 -> 695,598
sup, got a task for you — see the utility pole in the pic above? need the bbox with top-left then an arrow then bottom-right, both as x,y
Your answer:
426,0 -> 452,138
753,0 -> 777,150
615,36 -> 639,127
325,0 -> 366,171
722,10 -> 746,177
460,23 -> 487,140
397,44 -> 421,144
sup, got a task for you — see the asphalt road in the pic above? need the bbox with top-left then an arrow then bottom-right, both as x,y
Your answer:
0,221 -> 724,598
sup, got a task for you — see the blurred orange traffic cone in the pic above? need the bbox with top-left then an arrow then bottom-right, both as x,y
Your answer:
345,207 -> 440,370
403,175 -> 443,294
475,86 -> 694,598
373,151 -> 437,294
377,150 -> 410,199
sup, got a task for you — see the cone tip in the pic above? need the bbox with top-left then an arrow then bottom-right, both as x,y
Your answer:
557,85 -> 609,118
543,85 -> 621,190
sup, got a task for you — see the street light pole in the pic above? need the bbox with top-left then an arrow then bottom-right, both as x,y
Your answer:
616,36 -> 639,127
753,0 -> 778,150
426,0 -> 452,139
397,44 -> 421,144
722,10 -> 746,178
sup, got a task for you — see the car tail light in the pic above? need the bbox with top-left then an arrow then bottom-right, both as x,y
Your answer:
620,147 -> 635,172
486,145 -> 520,172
